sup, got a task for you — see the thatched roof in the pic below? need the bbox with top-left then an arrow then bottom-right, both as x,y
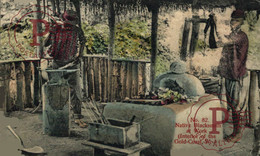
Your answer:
82,0 -> 259,11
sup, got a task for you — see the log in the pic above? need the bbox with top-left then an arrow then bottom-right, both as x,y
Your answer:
248,71 -> 260,127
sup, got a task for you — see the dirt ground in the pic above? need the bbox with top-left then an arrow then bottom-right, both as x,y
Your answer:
0,111 -> 93,156
0,110 -> 257,156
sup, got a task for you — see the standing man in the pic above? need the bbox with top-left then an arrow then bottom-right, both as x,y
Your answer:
44,10 -> 87,128
217,10 -> 249,142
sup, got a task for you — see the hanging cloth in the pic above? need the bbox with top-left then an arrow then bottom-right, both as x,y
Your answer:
204,14 -> 218,49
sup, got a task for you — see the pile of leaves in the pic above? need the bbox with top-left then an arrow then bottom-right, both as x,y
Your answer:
147,89 -> 188,105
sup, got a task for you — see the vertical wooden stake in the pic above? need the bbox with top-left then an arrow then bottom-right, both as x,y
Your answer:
107,0 -> 115,101
180,19 -> 191,61
150,6 -> 159,91
248,71 -> 260,127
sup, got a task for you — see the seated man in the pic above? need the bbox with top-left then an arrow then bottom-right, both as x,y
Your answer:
153,61 -> 205,98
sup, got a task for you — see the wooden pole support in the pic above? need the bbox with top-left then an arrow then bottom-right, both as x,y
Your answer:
248,71 -> 260,127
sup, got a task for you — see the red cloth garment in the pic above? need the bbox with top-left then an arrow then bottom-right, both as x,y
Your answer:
47,23 -> 86,63
218,30 -> 248,80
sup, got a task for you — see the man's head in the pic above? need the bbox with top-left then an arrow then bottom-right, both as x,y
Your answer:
62,10 -> 78,25
230,10 -> 245,31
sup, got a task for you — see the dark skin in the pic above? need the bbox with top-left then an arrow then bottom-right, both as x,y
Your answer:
216,18 -> 243,47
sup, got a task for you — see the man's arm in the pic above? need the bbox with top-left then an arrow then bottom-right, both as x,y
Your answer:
78,28 -> 86,57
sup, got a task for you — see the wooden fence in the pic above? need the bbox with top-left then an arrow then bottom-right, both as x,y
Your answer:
0,59 -> 40,115
83,55 -> 150,102
0,56 -> 150,114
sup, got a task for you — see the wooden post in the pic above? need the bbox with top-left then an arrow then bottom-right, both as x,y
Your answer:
180,19 -> 191,61
248,71 -> 260,127
4,64 -> 11,116
126,62 -> 133,98
150,6 -> 159,91
72,0 -> 81,27
94,57 -> 100,101
121,62 -> 127,100
36,0 -> 43,58
33,61 -> 40,107
107,0 -> 115,102
16,62 -> 26,110
132,62 -> 138,98
189,16 -> 200,57
0,64 -> 5,110
25,62 -> 34,107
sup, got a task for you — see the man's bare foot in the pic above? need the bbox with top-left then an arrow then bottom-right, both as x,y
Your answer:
75,119 -> 87,128
224,133 -> 242,143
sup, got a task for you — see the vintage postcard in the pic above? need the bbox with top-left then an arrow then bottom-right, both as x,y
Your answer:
0,0 -> 259,156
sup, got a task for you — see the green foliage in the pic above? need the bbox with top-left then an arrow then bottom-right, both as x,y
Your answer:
82,19 -> 151,59
82,22 -> 109,54
195,39 -> 206,52
114,19 -> 151,59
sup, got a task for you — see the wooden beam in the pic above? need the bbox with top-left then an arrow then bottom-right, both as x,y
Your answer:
36,0 -> 43,58
107,0 -> 115,101
180,19 -> 191,61
189,15 -> 200,58
150,6 -> 159,91
248,71 -> 260,127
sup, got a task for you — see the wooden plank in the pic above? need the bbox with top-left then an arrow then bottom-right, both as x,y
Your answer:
104,58 -> 108,102
16,62 -> 26,110
132,62 -> 138,98
180,19 -> 191,61
107,60 -> 113,102
126,62 -> 133,98
111,61 -> 117,102
82,141 -> 150,155
99,58 -> 104,102
88,58 -> 95,99
138,63 -> 146,97
94,57 -> 100,101
25,62 -> 33,108
0,64 -> 5,109
33,61 -> 40,106
87,58 -> 92,99
9,63 -> 17,110
150,6 -> 159,90
83,57 -> 88,98
4,63 -> 11,115
116,61 -> 122,101
248,71 -> 260,126
189,16 -> 200,57
121,61 -> 127,100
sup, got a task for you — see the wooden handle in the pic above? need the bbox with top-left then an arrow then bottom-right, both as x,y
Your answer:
7,125 -> 24,147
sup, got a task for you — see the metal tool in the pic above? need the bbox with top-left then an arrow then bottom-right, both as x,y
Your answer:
7,125 -> 46,155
